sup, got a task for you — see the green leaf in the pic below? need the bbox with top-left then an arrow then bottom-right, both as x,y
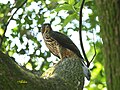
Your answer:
47,2 -> 58,10
67,0 -> 75,5
24,16 -> 32,25
14,0 -> 24,8
19,49 -> 26,54
55,4 -> 73,12
75,0 -> 82,8
12,27 -> 18,32
63,13 -> 77,27
85,0 -> 92,3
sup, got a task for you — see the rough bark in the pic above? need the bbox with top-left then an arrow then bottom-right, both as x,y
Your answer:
0,51 -> 84,90
95,0 -> 120,90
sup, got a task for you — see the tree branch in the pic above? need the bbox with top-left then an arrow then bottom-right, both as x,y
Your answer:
79,0 -> 96,67
0,51 -> 84,90
79,0 -> 90,67
0,0 -> 27,49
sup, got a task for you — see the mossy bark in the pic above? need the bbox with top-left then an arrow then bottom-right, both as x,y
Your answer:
95,0 -> 120,90
0,51 -> 84,90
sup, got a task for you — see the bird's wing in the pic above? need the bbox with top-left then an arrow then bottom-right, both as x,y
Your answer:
49,31 -> 83,59
49,31 -> 90,76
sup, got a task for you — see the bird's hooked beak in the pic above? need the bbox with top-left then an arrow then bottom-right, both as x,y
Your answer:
41,24 -> 51,34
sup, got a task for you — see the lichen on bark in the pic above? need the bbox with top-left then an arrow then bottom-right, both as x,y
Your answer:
0,51 -> 84,90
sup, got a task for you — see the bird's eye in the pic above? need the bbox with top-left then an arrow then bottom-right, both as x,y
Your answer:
45,25 -> 49,28
44,25 -> 50,33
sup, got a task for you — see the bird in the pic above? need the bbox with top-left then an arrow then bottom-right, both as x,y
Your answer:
41,23 -> 91,80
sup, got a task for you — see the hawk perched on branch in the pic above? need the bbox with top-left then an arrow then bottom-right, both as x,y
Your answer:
41,23 -> 90,80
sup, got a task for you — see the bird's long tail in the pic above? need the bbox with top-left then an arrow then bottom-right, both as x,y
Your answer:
81,60 -> 91,80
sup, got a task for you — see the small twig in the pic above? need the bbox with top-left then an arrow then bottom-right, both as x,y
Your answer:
89,42 -> 96,64
89,30 -> 97,64
0,0 -> 27,49
79,0 -> 90,67
79,0 -> 96,67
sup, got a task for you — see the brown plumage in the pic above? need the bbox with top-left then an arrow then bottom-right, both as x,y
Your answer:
41,23 -> 91,80
41,23 -> 83,60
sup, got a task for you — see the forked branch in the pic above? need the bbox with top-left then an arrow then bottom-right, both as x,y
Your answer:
79,0 -> 96,67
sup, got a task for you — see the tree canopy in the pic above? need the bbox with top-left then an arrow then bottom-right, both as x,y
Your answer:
0,0 -> 106,90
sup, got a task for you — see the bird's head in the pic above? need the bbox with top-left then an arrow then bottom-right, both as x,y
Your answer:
41,23 -> 52,34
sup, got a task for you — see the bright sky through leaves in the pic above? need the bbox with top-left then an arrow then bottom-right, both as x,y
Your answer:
0,0 -> 107,89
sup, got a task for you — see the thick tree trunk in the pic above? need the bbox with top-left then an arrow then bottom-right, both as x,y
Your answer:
0,51 -> 84,90
95,0 -> 120,90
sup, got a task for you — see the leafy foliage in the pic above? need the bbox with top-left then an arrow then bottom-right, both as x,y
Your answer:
0,0 -> 106,89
